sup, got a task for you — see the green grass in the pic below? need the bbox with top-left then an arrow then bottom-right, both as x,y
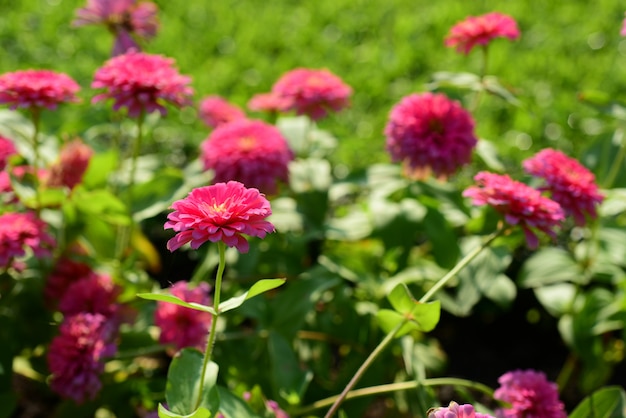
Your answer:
1,0 -> 625,170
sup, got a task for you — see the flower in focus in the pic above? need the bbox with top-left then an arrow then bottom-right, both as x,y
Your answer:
494,369 -> 566,418
92,50 -> 193,118
47,312 -> 118,403
384,92 -> 477,179
200,119 -> 294,194
73,0 -> 159,56
0,135 -> 17,171
247,92 -> 289,114
165,181 -> 275,253
259,68 -> 352,120
45,256 -> 93,304
523,148 -> 603,226
0,69 -> 80,110
198,95 -> 247,129
154,281 -> 212,352
445,12 -> 520,55
46,139 -> 94,190
59,273 -> 122,320
0,211 -> 55,269
463,172 -> 564,248
428,401 -> 495,418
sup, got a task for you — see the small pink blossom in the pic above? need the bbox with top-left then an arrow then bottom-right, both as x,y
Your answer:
494,370 -> 566,418
0,211 -> 55,268
428,401 -> 495,418
247,92 -> 291,114
154,281 -> 212,352
198,95 -> 247,129
46,139 -> 94,190
0,135 -> 17,171
58,273 -> 122,320
463,172 -> 564,248
200,119 -> 294,194
92,50 -> 193,118
47,312 -> 118,403
445,12 -> 520,55
165,181 -> 275,253
0,69 -> 80,110
523,148 -> 603,226
621,13 -> 626,36
385,92 -> 477,179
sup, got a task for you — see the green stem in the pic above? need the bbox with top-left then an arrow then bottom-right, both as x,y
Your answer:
30,108 -> 42,213
603,126 -> 626,189
194,242 -> 226,411
469,45 -> 489,113
323,229 -> 503,418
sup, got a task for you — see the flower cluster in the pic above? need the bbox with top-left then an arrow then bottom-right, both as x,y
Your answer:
463,172 -> 564,248
445,12 -> 520,55
428,401 -> 494,418
198,95 -> 247,129
494,370 -> 566,418
200,119 -> 294,194
0,211 -> 55,269
0,69 -> 80,110
384,92 -> 477,179
154,281 -> 212,352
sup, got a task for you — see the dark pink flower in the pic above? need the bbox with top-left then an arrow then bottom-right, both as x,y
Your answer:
165,181 -> 275,253
429,401 -> 495,418
59,273 -> 122,320
385,92 -> 477,179
45,256 -> 94,304
46,139 -> 94,190
154,281 -> 212,352
0,211 -> 55,268
200,119 -> 294,194
494,370 -> 566,418
267,68 -> 352,120
247,92 -> 290,114
92,51 -> 193,118
0,135 -> 17,171
445,12 -> 520,55
73,0 -> 159,56
0,69 -> 80,110
198,95 -> 247,129
463,172 -> 565,248
47,312 -> 118,403
523,148 -> 603,226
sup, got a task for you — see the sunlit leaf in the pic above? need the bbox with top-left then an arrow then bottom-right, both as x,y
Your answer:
569,386 -> 626,418
137,293 -> 217,316
219,278 -> 286,313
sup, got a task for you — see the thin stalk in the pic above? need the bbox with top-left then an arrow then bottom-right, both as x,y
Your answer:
323,228 -> 503,418
469,45 -> 489,113
29,108 -> 42,213
194,242 -> 226,411
603,126 -> 625,189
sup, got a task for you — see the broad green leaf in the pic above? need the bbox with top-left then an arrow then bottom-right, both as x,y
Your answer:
534,283 -> 576,317
131,167 -> 185,221
216,386 -> 262,418
218,278 -> 286,313
382,285 -> 441,334
569,386 -> 626,418
483,75 -> 521,107
137,293 -> 217,316
388,283 -> 417,314
426,71 -> 482,91
158,403 -> 211,418
518,247 -> 585,288
81,149 -> 118,189
268,332 -> 312,405
475,139 -> 505,172
376,309 -> 421,337
74,189 -> 131,226
422,204 -> 459,269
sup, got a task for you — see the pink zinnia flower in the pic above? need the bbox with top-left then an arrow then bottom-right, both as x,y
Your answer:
198,95 -> 247,129
445,12 -> 520,55
45,256 -> 93,304
494,369 -> 566,418
73,0 -> 159,56
463,172 -> 565,248
0,69 -> 80,110
59,273 -> 122,320
154,281 -> 212,352
200,119 -> 294,194
165,181 -> 275,253
46,139 -> 94,190
0,135 -> 17,171
92,51 -> 193,118
523,148 -> 603,226
47,312 -> 118,403
0,211 -> 55,268
428,401 -> 495,418
385,92 -> 477,179
266,68 -> 352,120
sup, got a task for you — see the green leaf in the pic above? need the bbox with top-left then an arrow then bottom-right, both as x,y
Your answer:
216,386 -> 262,418
267,332 -> 312,405
74,189 -> 131,226
131,167 -> 185,221
427,71 -> 482,91
219,278 -> 286,313
475,139 -> 505,172
518,247 -> 585,288
388,283 -> 417,314
376,309 -> 421,337
81,149 -> 118,189
382,284 -> 441,334
136,292 -> 217,316
569,386 -> 626,418
158,403 -> 211,418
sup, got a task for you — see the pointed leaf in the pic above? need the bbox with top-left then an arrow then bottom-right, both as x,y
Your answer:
268,332 -> 312,405
569,386 -> 626,418
388,283 -> 417,314
137,293 -> 217,316
376,309 -> 420,337
518,247 -> 585,287
158,403 -> 211,418
218,279 -> 286,313
165,349 -> 219,415
386,284 -> 441,332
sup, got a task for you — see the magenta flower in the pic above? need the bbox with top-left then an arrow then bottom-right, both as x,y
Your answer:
45,256 -> 93,304
0,135 -> 17,171
0,69 -> 80,111
46,139 -> 94,190
165,181 -> 275,253
428,401 -> 495,418
523,148 -> 603,226
47,312 -> 118,403
0,211 -> 55,269
59,273 -> 122,320
494,370 -> 566,418
73,0 -> 159,56
92,50 -> 193,118
198,95 -> 247,129
200,119 -> 294,194
385,92 -> 477,179
463,172 -> 564,248
154,281 -> 212,352
445,12 -> 520,55
261,68 -> 352,120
